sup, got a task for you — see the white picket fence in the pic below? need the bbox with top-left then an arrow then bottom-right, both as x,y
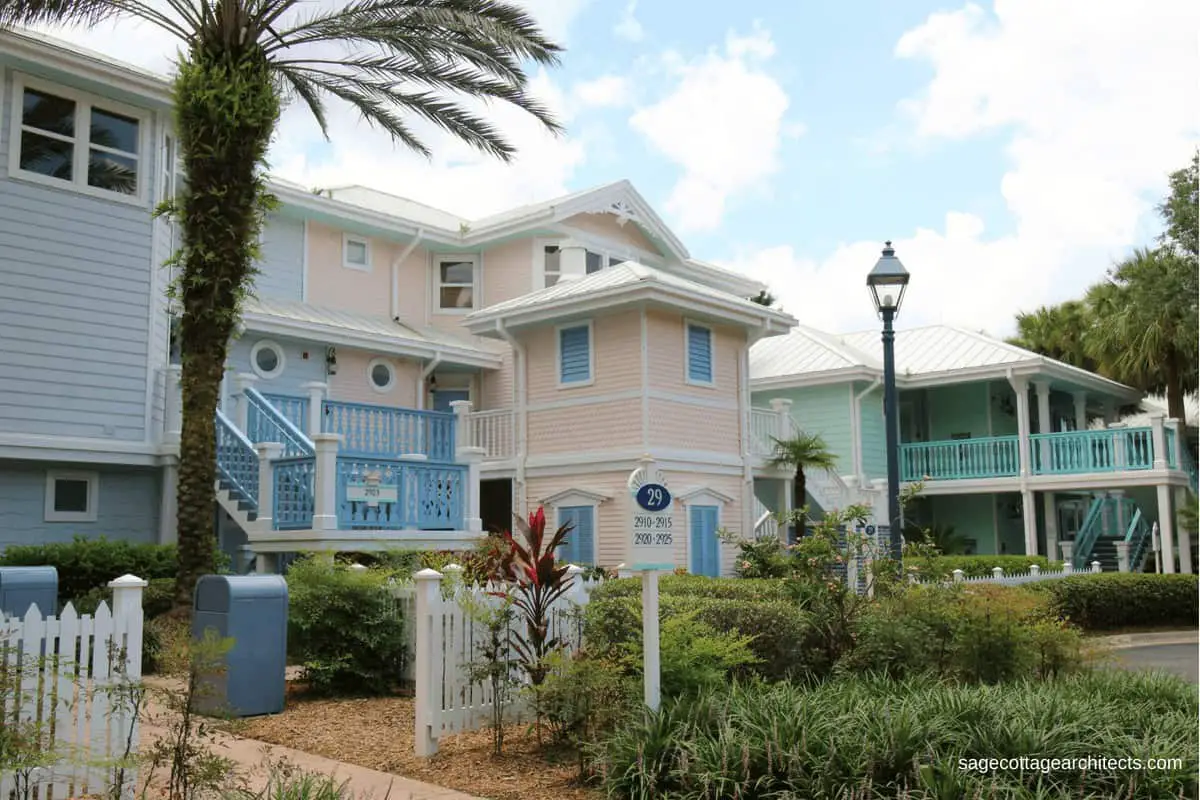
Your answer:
408,564 -> 601,756
913,561 -> 1102,588
0,575 -> 146,800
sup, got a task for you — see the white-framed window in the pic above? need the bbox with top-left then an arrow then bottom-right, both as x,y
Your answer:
685,320 -> 715,386
44,471 -> 99,523
586,248 -> 627,274
556,505 -> 597,565
434,254 -> 477,312
539,241 -> 562,288
9,74 -> 147,202
250,339 -> 286,379
557,321 -> 594,387
368,357 -> 396,393
342,234 -> 371,271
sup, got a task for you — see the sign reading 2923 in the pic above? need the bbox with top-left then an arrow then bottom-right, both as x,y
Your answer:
633,483 -> 673,546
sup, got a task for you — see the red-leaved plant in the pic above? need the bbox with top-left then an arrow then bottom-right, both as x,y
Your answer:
503,506 -> 574,690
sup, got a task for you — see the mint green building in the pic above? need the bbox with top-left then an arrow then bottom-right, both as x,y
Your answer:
749,324 -> 1196,574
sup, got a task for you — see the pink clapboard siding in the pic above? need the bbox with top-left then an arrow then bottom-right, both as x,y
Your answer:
479,348 -> 515,411
646,309 -> 743,397
560,212 -> 659,254
327,349 -> 422,407
526,398 -> 643,455
525,310 -> 642,403
646,399 -> 741,453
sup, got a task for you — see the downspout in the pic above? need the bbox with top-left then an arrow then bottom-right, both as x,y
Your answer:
392,228 -> 425,321
745,318 -> 771,538
853,378 -> 882,484
419,352 -> 441,410
496,319 -> 527,512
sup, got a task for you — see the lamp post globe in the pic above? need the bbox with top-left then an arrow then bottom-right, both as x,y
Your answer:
866,241 -> 910,566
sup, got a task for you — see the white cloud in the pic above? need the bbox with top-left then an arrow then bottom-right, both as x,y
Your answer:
723,0 -> 1200,338
573,75 -> 631,109
614,0 -> 645,42
630,25 -> 794,233
25,0 -> 593,219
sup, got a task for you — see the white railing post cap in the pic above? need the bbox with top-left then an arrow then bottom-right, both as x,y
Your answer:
992,566 -> 1004,578
413,567 -> 443,581
443,563 -> 464,573
108,574 -> 149,589
565,564 -> 585,577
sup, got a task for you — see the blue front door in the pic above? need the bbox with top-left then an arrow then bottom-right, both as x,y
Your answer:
432,390 -> 470,413
689,505 -> 720,576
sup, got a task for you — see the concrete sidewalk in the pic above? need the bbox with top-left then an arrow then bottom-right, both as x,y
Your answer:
1093,629 -> 1198,650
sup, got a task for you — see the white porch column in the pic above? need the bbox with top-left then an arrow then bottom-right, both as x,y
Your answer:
159,463 -> 178,545
232,372 -> 259,432
312,433 -> 342,531
1009,375 -> 1032,477
1114,540 -> 1131,573
1020,487 -> 1039,556
460,446 -> 486,533
1073,391 -> 1088,430
255,441 -> 284,532
558,238 -> 588,281
163,365 -> 182,445
1034,381 -> 1057,556
1150,413 -> 1168,470
769,397 -> 793,440
450,399 -> 474,450
1156,483 -> 1176,574
1164,419 -> 1182,469
301,381 -> 328,438
1175,486 -> 1193,575
1110,489 -> 1127,535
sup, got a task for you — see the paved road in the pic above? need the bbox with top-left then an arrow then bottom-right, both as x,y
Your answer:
1109,644 -> 1198,684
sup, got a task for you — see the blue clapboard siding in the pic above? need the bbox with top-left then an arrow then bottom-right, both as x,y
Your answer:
689,505 -> 720,576
254,214 -> 305,301
0,68 -> 158,442
559,325 -> 591,384
0,464 -> 161,549
557,505 -> 595,565
687,324 -> 713,383
225,335 -> 329,398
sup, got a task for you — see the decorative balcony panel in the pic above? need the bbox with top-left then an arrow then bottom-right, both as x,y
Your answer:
262,393 -> 310,433
336,456 -> 466,531
322,400 -> 456,461
273,456 -> 317,529
216,411 -> 259,506
900,436 -> 1020,481
1029,427 -> 1153,475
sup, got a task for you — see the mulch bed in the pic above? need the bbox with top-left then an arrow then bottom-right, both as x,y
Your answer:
235,682 -> 599,800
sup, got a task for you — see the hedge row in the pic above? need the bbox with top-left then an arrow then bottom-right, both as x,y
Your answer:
1029,573 -> 1199,630
0,536 -> 179,602
916,554 -> 1063,578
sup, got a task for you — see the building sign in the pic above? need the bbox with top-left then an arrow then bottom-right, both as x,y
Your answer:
346,470 -> 397,507
627,459 -> 674,570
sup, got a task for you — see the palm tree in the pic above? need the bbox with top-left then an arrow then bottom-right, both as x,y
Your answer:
767,432 -> 838,531
1007,300 -> 1097,372
0,1 -> 563,606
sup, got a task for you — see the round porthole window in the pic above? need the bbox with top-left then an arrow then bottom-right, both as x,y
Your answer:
368,358 -> 396,393
250,340 -> 285,379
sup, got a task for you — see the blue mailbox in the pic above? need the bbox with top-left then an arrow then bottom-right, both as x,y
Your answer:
0,567 -> 58,618
192,574 -> 288,717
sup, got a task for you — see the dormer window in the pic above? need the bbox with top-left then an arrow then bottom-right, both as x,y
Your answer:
543,244 -> 562,287
435,254 -> 477,311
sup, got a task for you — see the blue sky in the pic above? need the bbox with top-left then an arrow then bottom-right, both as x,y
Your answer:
55,0 -> 1199,337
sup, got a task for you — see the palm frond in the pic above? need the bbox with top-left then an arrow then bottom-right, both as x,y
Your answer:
767,433 -> 838,473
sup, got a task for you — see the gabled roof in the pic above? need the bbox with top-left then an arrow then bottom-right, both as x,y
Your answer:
751,324 -> 1141,401
241,297 -> 503,367
463,262 -> 796,336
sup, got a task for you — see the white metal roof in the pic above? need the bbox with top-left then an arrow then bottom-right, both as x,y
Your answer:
750,325 -> 873,378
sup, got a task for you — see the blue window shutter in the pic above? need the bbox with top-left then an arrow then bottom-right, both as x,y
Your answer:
690,505 -> 720,576
687,324 -> 713,383
557,506 -> 595,565
560,325 -> 591,384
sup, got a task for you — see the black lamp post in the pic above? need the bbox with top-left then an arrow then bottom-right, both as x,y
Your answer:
866,241 -> 910,564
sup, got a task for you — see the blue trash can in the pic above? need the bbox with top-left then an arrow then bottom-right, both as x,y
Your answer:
0,567 -> 58,618
192,574 -> 288,717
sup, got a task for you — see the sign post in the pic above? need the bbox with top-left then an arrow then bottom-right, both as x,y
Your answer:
627,455 -> 671,712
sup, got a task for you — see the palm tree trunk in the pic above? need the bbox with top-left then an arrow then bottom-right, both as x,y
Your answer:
794,467 -> 807,535
1165,350 -> 1186,423
171,49 -> 280,607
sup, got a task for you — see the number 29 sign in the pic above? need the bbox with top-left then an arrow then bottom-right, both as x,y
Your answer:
628,461 -> 675,570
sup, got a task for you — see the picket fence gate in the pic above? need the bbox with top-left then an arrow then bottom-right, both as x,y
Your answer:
0,575 -> 146,800
409,564 -> 601,756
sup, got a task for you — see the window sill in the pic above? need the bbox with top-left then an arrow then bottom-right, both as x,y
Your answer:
9,169 -> 148,208
342,262 -> 371,272
557,379 -> 595,390
685,378 -> 716,389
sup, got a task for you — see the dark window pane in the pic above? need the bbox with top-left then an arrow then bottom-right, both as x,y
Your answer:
586,251 -> 604,274
22,88 -> 75,136
371,364 -> 392,388
90,107 -> 139,153
545,274 -> 561,288
440,286 -> 474,309
440,260 -> 474,284
88,150 -> 138,194
609,257 -> 626,268
54,479 -> 89,513
20,132 -> 73,180
255,347 -> 279,373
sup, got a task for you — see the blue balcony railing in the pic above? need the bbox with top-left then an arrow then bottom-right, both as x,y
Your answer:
261,393 -> 310,433
1030,427 -> 1153,475
335,456 -> 465,530
900,436 -> 1020,481
322,399 -> 456,461
273,456 -> 317,529
216,410 -> 259,508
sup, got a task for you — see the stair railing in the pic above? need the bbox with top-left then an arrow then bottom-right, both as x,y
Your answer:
216,409 -> 259,510
1125,507 -> 1151,573
1071,496 -> 1108,570
244,387 -> 315,457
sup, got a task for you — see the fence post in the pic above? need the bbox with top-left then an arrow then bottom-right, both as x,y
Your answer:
1058,540 -> 1075,570
312,433 -> 342,530
442,562 -> 464,591
255,442 -> 284,532
565,564 -> 587,605
108,574 -> 148,678
413,568 -> 443,757
992,566 -> 1004,580
1091,560 -> 1102,573
1030,564 -> 1040,578
1114,541 -> 1130,573
459,447 -> 486,533
302,381 -> 328,438
232,372 -> 259,433
450,400 -> 473,449
952,568 -> 964,583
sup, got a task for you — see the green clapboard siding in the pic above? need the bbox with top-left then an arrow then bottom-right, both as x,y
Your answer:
927,382 -> 992,440
931,494 -> 998,555
752,384 -> 853,474
857,383 -> 887,481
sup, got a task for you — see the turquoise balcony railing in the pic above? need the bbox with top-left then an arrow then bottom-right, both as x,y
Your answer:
216,410 -> 259,508
245,388 -> 314,458
1029,427 -> 1153,475
336,456 -> 465,530
900,436 -> 1020,481
262,393 -> 310,433
322,399 -> 456,460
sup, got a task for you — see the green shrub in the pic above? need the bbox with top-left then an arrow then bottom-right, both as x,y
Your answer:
0,536 -> 179,603
1030,573 -> 1199,630
586,594 -> 816,682
285,557 -> 407,695
589,574 -> 791,604
597,670 -> 1199,799
912,554 -> 1062,579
